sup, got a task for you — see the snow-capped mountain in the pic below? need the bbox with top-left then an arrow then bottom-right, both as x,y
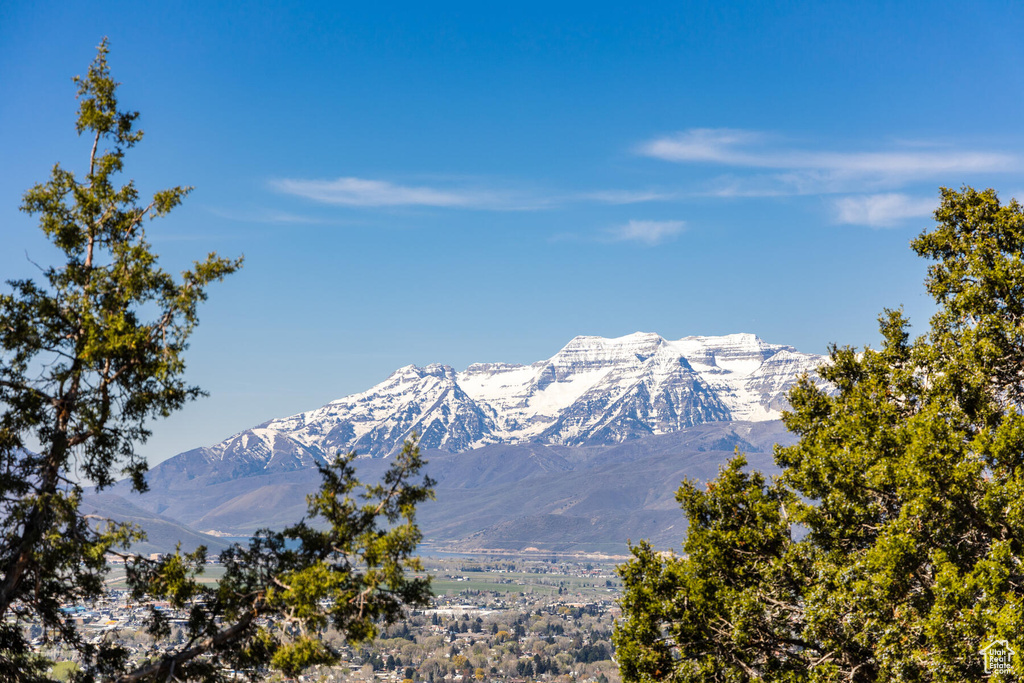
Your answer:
115,332 -> 825,546
203,332 -> 824,462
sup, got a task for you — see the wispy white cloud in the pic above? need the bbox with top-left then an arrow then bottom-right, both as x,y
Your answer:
606,219 -> 687,245
640,128 -> 769,165
271,176 -> 683,211
270,177 -> 503,208
833,193 -> 936,228
638,128 -> 1019,195
579,189 -> 680,204
208,207 -> 339,224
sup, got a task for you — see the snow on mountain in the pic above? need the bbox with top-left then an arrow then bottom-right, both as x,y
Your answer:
224,332 -> 824,460
143,426 -> 330,489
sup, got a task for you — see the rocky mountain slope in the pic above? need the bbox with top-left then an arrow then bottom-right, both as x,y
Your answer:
91,332 -> 823,552
81,495 -> 232,556
102,420 -> 795,553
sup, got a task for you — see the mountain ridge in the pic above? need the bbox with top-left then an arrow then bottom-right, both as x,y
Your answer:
106,421 -> 795,553
221,331 -> 823,463
97,331 -> 823,552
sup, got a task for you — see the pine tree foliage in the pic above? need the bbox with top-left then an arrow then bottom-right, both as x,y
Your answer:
1,41 -> 434,681
613,188 -> 1024,682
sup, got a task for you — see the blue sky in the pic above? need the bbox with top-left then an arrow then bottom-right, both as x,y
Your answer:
3,1 -> 1024,463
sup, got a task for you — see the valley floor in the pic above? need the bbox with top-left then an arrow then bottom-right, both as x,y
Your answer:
37,555 -> 623,683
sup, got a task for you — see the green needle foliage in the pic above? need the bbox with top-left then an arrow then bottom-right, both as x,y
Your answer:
1,41 -> 434,681
614,187 -> 1024,682
122,442 -> 434,682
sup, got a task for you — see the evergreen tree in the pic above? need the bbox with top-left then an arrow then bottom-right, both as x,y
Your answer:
1,40 -> 434,681
613,187 -> 1024,681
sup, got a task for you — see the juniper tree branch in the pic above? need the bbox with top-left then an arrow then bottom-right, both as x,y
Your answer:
115,611 -> 256,683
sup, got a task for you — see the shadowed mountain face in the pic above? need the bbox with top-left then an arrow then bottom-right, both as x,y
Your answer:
415,421 -> 794,553
81,494 -> 232,556
97,420 -> 795,554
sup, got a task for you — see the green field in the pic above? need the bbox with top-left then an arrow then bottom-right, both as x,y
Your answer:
425,563 -> 620,600
430,579 -> 528,594
103,565 -> 227,590
101,561 -> 621,600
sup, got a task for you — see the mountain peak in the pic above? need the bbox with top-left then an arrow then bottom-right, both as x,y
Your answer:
551,332 -> 667,367
560,331 -> 666,349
